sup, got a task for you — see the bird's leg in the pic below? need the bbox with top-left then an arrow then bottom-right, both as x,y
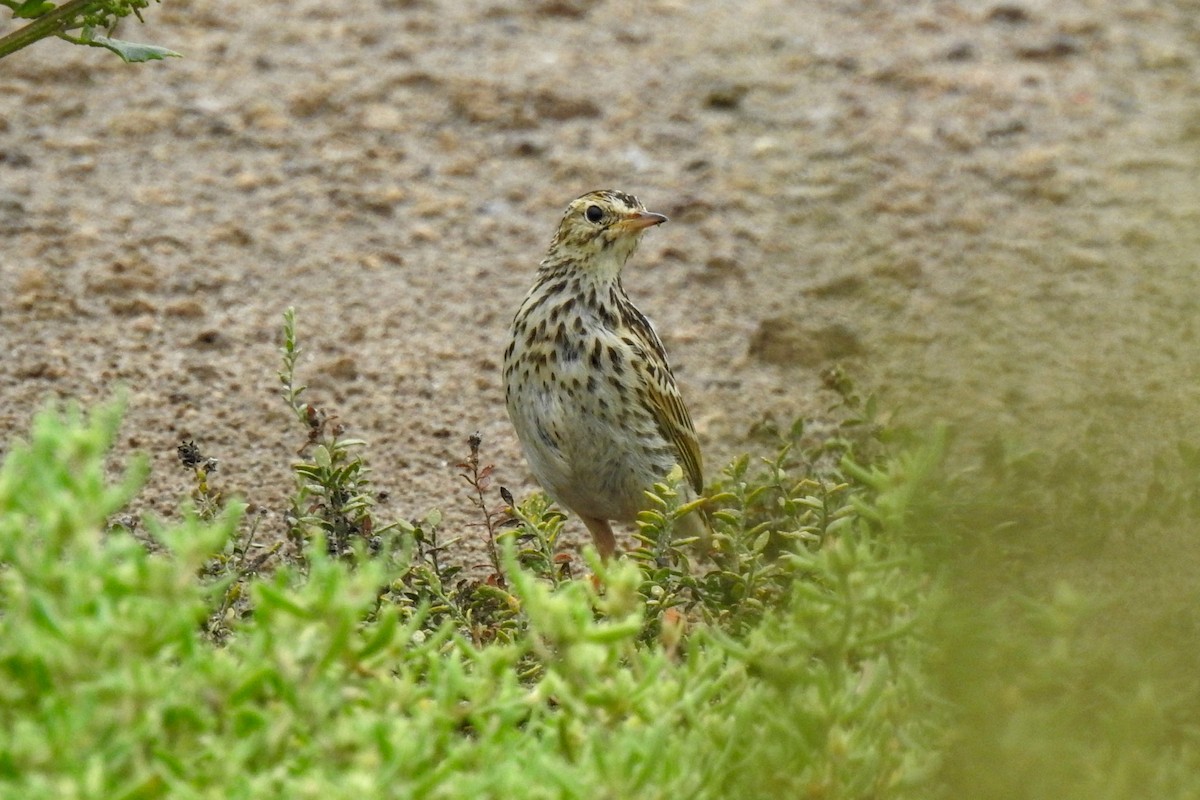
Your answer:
581,515 -> 618,561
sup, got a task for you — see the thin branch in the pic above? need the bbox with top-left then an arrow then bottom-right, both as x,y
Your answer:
0,0 -> 95,60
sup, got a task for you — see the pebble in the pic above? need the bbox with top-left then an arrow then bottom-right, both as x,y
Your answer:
164,299 -> 207,319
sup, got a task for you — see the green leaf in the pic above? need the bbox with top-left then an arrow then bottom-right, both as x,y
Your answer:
87,33 -> 181,62
255,583 -> 311,618
14,0 -> 55,19
752,530 -> 771,553
313,445 -> 331,468
356,609 -> 399,660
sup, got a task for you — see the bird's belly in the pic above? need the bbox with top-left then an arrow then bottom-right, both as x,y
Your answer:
506,369 -> 671,522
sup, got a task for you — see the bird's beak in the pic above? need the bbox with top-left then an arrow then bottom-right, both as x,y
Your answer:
622,211 -> 668,230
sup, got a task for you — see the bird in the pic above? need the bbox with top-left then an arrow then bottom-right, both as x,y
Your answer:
503,189 -> 703,560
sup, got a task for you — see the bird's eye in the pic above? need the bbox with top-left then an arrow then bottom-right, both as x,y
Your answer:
584,205 -> 604,223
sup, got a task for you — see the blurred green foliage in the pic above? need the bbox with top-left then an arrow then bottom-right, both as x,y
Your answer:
924,427 -> 1200,800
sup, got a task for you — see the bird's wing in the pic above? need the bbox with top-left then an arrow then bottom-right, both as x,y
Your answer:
621,307 -> 704,494
644,365 -> 704,495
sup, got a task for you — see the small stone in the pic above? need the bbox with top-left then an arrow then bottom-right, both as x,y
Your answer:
289,86 -> 334,117
132,186 -> 179,209
320,355 -> 359,381
532,90 -> 601,121
86,260 -> 160,295
241,101 -> 288,131
107,107 -> 179,136
939,120 -> 980,152
108,297 -> 157,317
187,363 -> 222,383
512,138 -> 547,157
129,314 -> 158,333
0,150 -> 32,167
806,274 -> 865,299
1140,43 -> 1191,70
752,136 -> 779,155
945,41 -> 977,61
537,0 -> 588,17
410,224 -> 437,243
361,103 -> 405,130
451,83 -> 598,128
987,4 -> 1030,23
704,82 -> 749,111
950,214 -> 988,235
1065,248 -> 1106,270
1121,226 -> 1156,248
1010,145 -> 1060,179
1015,35 -> 1080,60
983,118 -> 1027,140
164,299 -> 206,318
191,330 -> 230,350
15,361 -> 64,380
233,172 -> 265,191
212,224 -> 253,246
696,255 -> 744,285
15,267 -> 47,296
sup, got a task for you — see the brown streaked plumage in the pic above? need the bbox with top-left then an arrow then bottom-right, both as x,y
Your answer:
503,190 -> 703,559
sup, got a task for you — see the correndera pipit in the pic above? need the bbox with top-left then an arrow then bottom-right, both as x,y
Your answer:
503,190 -> 703,559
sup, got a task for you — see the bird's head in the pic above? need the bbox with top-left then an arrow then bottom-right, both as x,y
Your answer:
543,190 -> 667,281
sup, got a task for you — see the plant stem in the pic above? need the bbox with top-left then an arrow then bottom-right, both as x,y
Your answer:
0,0 -> 96,60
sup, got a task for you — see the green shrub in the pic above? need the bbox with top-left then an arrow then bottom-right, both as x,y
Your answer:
0,396 -> 936,799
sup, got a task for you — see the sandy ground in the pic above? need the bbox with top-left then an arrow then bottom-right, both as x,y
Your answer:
2,0 -> 1199,567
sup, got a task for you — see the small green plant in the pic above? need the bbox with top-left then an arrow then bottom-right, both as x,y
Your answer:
504,487 -> 573,582
0,0 -> 179,61
616,370 -> 891,641
174,438 -> 277,642
277,310 -> 538,648
175,439 -> 221,520
458,431 -> 504,576
279,306 -> 395,559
